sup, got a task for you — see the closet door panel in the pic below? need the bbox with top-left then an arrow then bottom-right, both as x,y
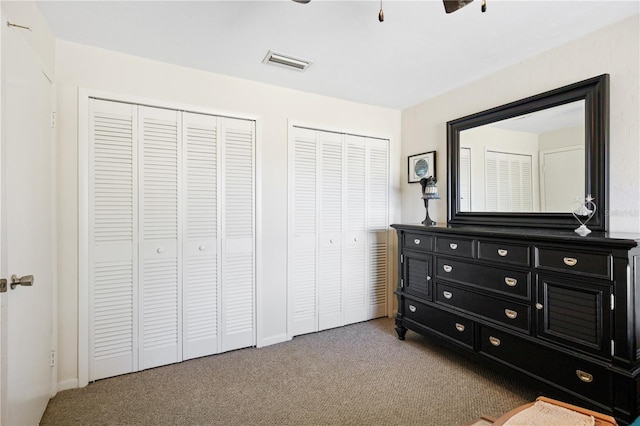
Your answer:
221,117 -> 255,352
139,106 -> 182,369
182,112 -> 219,360
289,128 -> 318,336
367,138 -> 389,319
344,135 -> 367,325
318,131 -> 344,331
89,99 -> 138,380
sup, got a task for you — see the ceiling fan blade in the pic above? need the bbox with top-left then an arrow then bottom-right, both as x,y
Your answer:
443,0 -> 474,14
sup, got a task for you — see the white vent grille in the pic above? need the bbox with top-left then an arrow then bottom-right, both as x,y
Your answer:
263,50 -> 312,71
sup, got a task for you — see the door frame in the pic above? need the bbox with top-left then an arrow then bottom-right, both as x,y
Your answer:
78,89 -> 262,387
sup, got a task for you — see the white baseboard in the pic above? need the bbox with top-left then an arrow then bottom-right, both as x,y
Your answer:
257,333 -> 289,348
57,378 -> 79,391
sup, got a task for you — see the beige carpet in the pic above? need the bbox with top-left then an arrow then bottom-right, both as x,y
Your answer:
41,318 -> 536,425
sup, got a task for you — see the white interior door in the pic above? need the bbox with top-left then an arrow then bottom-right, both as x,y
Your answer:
540,146 -> 585,211
1,22 -> 55,425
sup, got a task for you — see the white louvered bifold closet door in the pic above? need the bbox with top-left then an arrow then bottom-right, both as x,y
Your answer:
344,135 -> 368,325
88,99 -> 138,381
289,128 -> 318,336
182,112 -> 220,360
220,117 -> 256,352
289,126 -> 389,338
318,131 -> 344,331
138,106 -> 182,370
366,137 -> 389,319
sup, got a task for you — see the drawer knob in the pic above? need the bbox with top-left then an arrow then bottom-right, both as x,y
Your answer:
536,303 -> 543,310
414,239 -> 421,245
504,277 -> 517,287
455,323 -> 465,332
449,243 -> 458,250
443,265 -> 453,273
198,245 -> 206,251
443,291 -> 453,299
563,257 -> 578,266
330,239 -> 334,244
576,370 -> 593,383
497,249 -> 508,257
156,247 -> 164,254
489,336 -> 501,347
408,304 -> 417,313
505,309 -> 518,319
426,275 -> 432,281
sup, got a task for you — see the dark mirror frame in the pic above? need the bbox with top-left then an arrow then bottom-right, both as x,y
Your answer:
447,74 -> 609,231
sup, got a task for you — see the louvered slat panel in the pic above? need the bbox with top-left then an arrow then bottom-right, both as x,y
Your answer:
290,128 -> 318,336
141,112 -> 179,240
139,106 -> 181,369
89,98 -> 137,381
344,242 -> 366,323
293,135 -> 316,236
368,239 -> 387,318
185,115 -> 217,240
183,112 -> 219,360
367,139 -> 388,231
224,121 -> 253,239
221,117 -> 255,351
460,147 -> 472,212
547,286 -> 599,344
94,261 -> 134,360
346,139 -> 366,232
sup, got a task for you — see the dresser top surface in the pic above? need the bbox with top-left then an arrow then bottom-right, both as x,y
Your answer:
391,224 -> 640,248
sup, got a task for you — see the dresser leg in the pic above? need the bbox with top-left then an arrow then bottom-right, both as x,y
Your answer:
395,324 -> 407,340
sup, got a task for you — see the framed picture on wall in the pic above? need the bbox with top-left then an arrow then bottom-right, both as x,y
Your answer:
408,151 -> 436,183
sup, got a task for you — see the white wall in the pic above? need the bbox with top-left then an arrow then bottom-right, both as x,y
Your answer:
55,40 -> 401,388
401,15 -> 640,232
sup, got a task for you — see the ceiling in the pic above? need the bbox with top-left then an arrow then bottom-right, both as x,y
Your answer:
36,0 -> 639,110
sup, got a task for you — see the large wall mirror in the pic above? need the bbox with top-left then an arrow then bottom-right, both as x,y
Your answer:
447,74 -> 609,231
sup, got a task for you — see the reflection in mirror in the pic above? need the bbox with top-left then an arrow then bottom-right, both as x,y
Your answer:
459,101 -> 585,213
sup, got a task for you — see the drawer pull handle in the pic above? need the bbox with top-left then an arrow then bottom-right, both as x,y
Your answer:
455,323 -> 465,332
536,303 -> 543,310
414,239 -> 421,245
443,291 -> 453,299
449,243 -> 458,250
489,336 -> 501,347
576,370 -> 593,383
505,309 -> 518,319
563,257 -> 578,266
497,249 -> 508,257
504,277 -> 517,287
443,265 -> 452,273
426,275 -> 432,281
408,304 -> 417,313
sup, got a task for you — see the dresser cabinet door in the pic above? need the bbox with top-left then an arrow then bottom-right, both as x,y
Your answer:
536,274 -> 612,358
403,250 -> 432,300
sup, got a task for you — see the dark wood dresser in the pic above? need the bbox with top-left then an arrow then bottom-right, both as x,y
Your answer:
391,224 -> 640,424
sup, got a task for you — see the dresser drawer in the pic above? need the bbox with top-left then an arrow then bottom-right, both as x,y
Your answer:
435,258 -> 530,299
435,283 -> 530,332
536,247 -> 611,279
403,233 -> 433,251
478,241 -> 530,267
479,326 -> 611,405
435,237 -> 474,258
403,299 -> 473,348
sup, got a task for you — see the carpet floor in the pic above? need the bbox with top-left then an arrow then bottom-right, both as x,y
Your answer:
41,317 -> 537,425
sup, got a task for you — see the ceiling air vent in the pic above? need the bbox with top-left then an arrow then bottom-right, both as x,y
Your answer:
262,50 -> 311,72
